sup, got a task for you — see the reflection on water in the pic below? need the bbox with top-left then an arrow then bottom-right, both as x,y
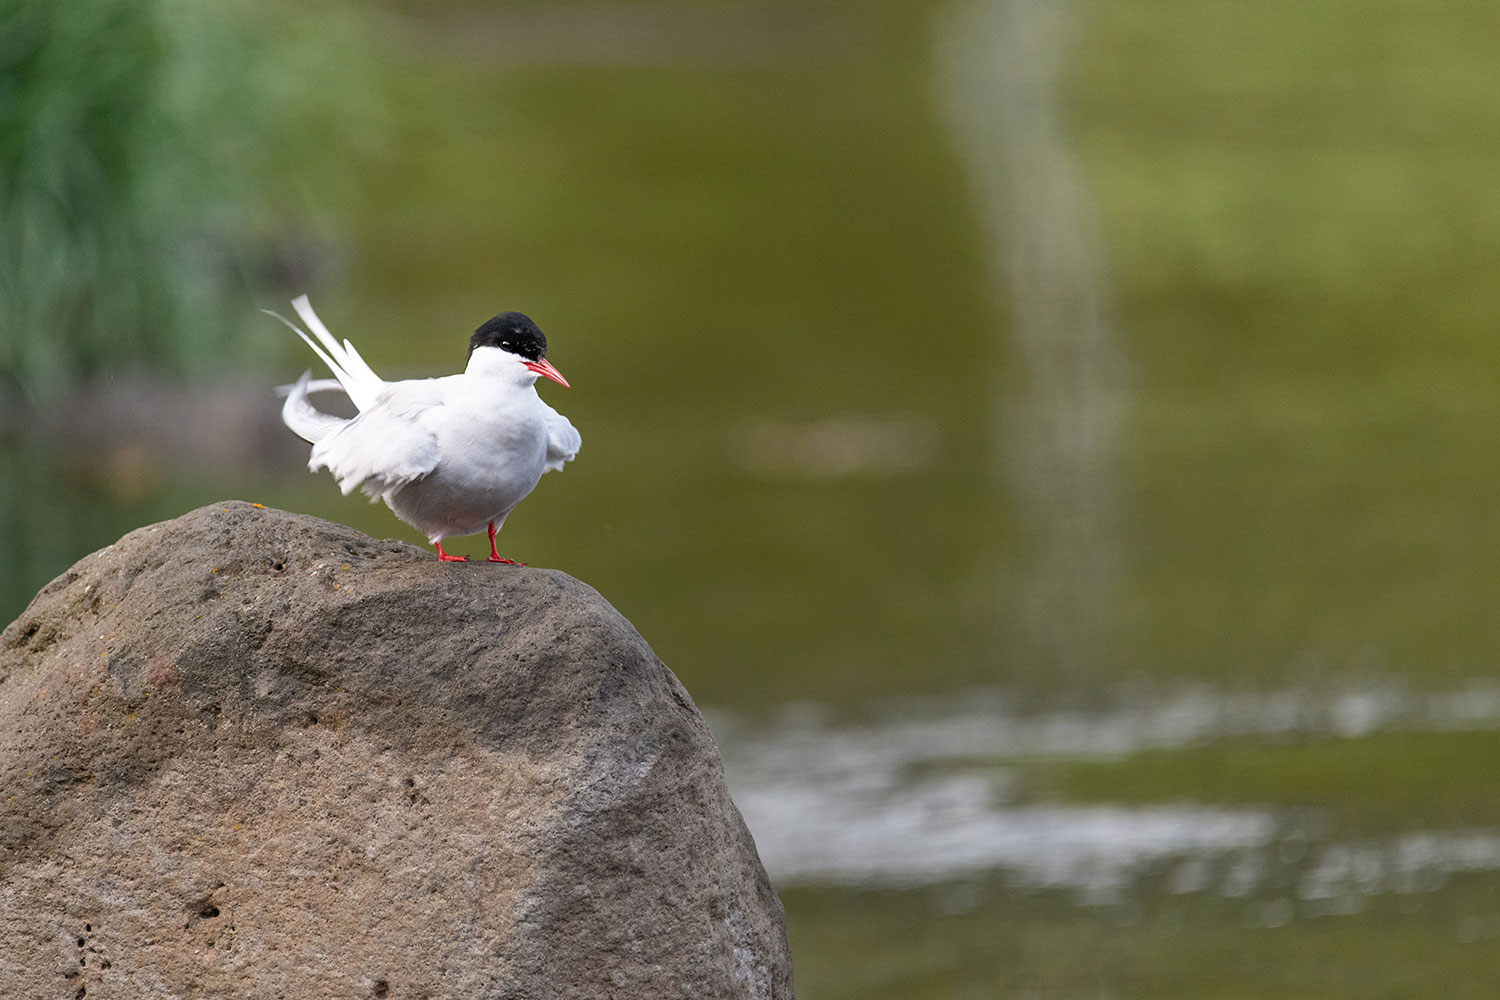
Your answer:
715,682 -> 1500,908
936,0 -> 1131,680
718,680 -> 1500,769
741,783 -> 1274,898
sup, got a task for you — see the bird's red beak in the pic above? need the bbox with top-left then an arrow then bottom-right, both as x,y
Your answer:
524,358 -> 570,388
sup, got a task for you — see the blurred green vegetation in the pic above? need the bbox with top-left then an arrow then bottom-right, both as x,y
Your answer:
0,0 -> 378,398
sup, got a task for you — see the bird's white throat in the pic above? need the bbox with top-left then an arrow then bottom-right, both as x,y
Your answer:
465,345 -> 540,385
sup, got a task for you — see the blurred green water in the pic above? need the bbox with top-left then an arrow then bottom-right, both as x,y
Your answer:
786,877 -> 1500,1000
5,0 -> 1500,995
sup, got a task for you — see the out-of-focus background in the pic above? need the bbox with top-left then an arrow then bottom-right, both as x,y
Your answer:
6,0 -> 1500,994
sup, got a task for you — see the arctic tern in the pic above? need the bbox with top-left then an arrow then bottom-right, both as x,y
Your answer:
273,296 -> 581,563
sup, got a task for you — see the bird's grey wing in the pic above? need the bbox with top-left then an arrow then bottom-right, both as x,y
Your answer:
540,400 -> 581,473
308,382 -> 444,498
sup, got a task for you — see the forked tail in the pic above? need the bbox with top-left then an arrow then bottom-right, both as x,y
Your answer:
279,371 -> 347,444
263,296 -> 386,412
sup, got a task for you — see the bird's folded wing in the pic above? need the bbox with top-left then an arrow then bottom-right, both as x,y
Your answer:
309,385 -> 443,497
541,400 -> 582,473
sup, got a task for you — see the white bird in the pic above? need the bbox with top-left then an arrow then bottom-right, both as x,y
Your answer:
272,296 -> 581,563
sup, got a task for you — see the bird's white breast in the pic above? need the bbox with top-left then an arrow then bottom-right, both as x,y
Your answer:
383,378 -> 551,540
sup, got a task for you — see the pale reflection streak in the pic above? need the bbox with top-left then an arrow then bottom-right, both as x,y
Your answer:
935,0 -> 1131,678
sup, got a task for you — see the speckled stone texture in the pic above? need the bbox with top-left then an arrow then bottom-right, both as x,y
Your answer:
0,501 -> 793,999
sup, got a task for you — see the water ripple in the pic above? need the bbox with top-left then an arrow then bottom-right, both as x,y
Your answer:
713,682 -> 1500,899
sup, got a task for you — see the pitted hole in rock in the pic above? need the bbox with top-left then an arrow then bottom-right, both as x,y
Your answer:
373,979 -> 389,997
15,618 -> 60,654
200,905 -> 220,919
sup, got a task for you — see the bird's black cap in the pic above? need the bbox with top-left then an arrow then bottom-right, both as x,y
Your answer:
470,312 -> 547,362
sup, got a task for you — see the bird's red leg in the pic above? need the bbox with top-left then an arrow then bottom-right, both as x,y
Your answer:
435,541 -> 468,562
487,523 -> 524,565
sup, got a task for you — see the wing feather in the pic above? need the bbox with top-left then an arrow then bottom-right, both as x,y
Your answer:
308,381 -> 443,497
540,400 -> 581,473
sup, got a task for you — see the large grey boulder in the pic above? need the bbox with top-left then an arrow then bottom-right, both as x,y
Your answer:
0,501 -> 793,999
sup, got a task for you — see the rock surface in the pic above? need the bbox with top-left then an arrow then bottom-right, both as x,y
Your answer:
0,501 -> 793,999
